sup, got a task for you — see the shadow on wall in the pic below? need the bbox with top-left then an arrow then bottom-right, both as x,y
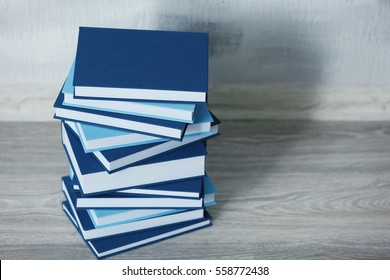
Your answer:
154,6 -> 324,219
156,10 -> 324,85
155,8 -> 324,120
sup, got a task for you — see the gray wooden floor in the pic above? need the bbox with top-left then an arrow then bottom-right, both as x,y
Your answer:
1,120 -> 390,259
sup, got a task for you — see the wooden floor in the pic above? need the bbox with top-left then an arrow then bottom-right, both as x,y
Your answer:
1,120 -> 390,259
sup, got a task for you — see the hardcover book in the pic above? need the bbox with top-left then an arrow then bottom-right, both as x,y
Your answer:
62,122 -> 206,195
88,125 -> 218,172
74,27 -> 208,102
62,183 -> 205,240
63,60 -> 197,123
63,201 -> 212,259
88,208 -> 186,228
62,176 -> 204,209
73,174 -> 203,199
86,174 -> 218,227
54,92 -> 187,140
65,106 -> 217,153
66,121 -> 168,152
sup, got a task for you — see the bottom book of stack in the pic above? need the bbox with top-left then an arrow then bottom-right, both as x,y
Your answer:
61,173 -> 216,259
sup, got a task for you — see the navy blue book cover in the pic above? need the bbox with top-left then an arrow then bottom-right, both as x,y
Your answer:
72,174 -> 203,198
63,122 -> 208,176
74,27 -> 208,93
63,175 -> 202,207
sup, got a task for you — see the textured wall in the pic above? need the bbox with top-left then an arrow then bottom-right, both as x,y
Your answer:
1,0 -> 390,86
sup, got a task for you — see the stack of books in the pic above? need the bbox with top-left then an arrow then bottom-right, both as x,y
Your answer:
53,27 -> 220,259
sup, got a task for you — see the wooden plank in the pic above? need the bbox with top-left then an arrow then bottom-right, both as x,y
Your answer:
1,85 -> 390,122
1,121 -> 390,259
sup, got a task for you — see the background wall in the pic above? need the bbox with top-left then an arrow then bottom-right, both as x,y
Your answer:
1,0 -> 390,120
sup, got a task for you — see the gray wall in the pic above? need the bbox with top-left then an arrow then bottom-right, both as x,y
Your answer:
1,0 -> 390,86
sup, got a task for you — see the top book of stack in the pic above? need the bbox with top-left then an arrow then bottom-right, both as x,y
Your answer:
73,27 -> 208,103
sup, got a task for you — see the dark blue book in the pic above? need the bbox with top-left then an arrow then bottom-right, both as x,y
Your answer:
63,60 -> 197,123
62,122 -> 207,195
91,124 -> 219,173
82,174 -> 217,228
62,176 -> 203,209
61,182 -> 205,240
54,92 -> 187,140
72,173 -> 203,199
74,27 -> 208,102
62,201 -> 212,259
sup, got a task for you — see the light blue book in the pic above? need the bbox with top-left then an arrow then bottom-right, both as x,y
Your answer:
65,104 -> 216,152
62,60 -> 197,123
66,121 -> 168,152
88,208 -> 185,228
61,176 -> 205,241
203,174 -> 218,207
69,164 -> 74,179
88,125 -> 218,173
62,201 -> 211,259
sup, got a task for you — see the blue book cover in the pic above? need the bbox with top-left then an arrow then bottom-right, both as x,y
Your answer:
62,176 -> 203,209
62,201 -> 212,259
61,178 -> 205,241
74,27 -> 208,102
72,173 -> 203,199
54,92 -> 187,140
62,122 -> 207,195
